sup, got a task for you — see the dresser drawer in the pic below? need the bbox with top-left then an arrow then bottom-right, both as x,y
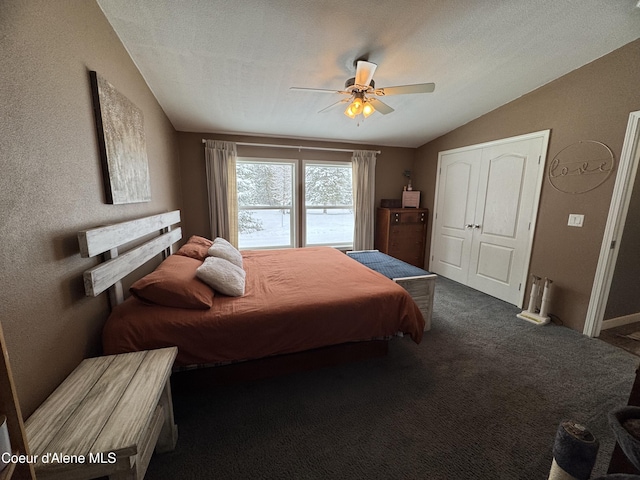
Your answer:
388,240 -> 424,257
391,210 -> 426,224
390,225 -> 425,236
387,248 -> 422,266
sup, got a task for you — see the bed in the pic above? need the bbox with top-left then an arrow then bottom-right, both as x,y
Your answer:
79,210 -> 426,371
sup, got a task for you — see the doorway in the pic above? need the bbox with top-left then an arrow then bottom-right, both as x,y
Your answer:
584,111 -> 640,338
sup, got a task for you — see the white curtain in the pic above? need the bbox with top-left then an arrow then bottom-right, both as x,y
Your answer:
204,140 -> 238,246
352,150 -> 377,250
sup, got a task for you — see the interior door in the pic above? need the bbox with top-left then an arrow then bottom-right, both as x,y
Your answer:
430,149 -> 480,284
430,131 -> 549,306
466,137 -> 545,304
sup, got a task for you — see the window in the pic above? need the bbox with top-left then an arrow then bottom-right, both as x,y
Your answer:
303,162 -> 353,247
237,160 -> 295,249
236,159 -> 353,249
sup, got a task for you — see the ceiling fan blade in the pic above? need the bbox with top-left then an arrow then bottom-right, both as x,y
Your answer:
290,87 -> 350,95
318,98 -> 350,113
354,61 -> 377,88
367,97 -> 394,115
374,83 -> 435,96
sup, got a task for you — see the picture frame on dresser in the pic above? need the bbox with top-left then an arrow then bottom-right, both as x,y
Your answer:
402,190 -> 420,208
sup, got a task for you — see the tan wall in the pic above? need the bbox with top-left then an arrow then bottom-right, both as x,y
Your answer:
414,38 -> 640,332
177,132 -> 415,240
0,1 -> 182,416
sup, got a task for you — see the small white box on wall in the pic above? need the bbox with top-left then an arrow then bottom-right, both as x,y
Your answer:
402,191 -> 420,208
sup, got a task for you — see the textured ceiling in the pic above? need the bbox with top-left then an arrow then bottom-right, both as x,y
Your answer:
97,0 -> 640,148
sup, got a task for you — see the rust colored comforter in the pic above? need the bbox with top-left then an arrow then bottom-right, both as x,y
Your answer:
103,247 -> 424,366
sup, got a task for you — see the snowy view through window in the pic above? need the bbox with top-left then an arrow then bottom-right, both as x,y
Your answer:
237,160 -> 353,249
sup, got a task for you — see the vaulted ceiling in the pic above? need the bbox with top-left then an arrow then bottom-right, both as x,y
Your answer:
97,0 -> 640,148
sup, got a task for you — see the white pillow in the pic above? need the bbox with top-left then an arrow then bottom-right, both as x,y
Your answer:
196,256 -> 246,297
207,237 -> 243,268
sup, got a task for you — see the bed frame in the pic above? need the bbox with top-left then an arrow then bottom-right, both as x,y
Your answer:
78,210 -> 182,307
78,210 -> 389,382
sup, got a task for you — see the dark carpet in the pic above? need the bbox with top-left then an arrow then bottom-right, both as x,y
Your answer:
145,277 -> 638,479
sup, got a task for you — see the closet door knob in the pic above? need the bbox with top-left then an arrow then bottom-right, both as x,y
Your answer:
465,224 -> 474,229
474,224 -> 481,229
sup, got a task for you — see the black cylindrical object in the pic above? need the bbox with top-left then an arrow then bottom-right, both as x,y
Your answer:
549,420 -> 599,480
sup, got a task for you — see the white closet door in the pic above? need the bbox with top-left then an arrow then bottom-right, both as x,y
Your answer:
430,131 -> 549,306
430,149 -> 480,284
466,137 -> 545,305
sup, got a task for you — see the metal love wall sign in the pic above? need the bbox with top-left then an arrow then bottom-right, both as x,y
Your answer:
548,140 -> 615,194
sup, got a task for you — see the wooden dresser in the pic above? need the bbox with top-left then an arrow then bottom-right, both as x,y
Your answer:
375,208 -> 428,268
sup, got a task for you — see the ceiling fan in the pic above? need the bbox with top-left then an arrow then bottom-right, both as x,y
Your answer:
290,60 -> 435,120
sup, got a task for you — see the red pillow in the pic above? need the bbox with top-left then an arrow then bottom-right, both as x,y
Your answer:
130,255 -> 214,309
175,235 -> 213,262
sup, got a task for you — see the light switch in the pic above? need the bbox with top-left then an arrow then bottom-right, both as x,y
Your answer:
568,214 -> 584,227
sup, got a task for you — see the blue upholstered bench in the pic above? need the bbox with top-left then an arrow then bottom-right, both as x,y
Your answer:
347,250 -> 437,331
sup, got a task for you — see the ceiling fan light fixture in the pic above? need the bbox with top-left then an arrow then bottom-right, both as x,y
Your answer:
351,97 -> 364,115
344,104 -> 357,118
362,101 -> 375,118
344,93 -> 366,119
292,60 -> 434,121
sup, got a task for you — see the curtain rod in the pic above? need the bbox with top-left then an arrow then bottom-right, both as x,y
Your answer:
201,139 -> 381,155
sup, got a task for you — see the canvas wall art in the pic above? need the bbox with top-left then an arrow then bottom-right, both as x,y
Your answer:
90,71 -> 151,204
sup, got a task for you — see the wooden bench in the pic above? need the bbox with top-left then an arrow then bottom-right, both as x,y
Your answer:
25,347 -> 178,480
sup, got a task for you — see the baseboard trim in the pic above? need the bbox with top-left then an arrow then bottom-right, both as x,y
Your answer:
601,312 -> 640,330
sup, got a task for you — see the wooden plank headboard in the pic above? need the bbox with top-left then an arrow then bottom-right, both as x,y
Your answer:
78,210 -> 182,306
